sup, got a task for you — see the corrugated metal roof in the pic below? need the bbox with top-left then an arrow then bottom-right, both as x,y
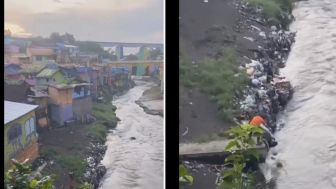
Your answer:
5,101 -> 38,124
21,63 -> 47,74
36,68 -> 59,78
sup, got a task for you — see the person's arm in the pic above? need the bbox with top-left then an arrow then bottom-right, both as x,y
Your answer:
260,124 -> 275,138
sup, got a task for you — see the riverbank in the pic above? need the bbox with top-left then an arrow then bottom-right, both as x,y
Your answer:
135,85 -> 163,117
179,0 -> 295,188
32,82 -> 134,189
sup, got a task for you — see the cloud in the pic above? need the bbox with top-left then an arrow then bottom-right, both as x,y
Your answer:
53,0 -> 62,3
17,0 -> 163,43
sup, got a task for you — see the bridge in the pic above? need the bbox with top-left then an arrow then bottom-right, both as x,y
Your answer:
96,42 -> 164,60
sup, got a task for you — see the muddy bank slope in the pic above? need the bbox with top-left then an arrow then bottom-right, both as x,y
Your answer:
179,0 -> 295,188
179,0 -> 293,142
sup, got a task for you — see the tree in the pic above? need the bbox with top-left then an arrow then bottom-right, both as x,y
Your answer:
4,159 -> 55,189
62,33 -> 76,45
148,48 -> 163,60
76,41 -> 104,54
50,32 -> 63,43
124,54 -> 138,61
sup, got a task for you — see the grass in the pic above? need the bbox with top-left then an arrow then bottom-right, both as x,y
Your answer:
40,147 -> 86,181
198,51 -> 248,121
86,102 -> 118,143
87,122 -> 109,143
58,156 -> 86,179
180,48 -> 248,122
246,0 -> 293,26
179,51 -> 198,88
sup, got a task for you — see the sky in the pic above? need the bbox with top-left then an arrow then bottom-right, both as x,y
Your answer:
5,0 -> 164,43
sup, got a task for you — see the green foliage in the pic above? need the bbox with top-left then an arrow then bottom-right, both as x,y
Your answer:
225,124 -> 264,152
41,148 -> 86,181
87,123 -> 108,143
147,48 -> 163,60
246,0 -> 293,26
179,164 -> 193,185
179,51 -> 198,87
58,156 -> 86,180
76,41 -> 104,54
180,49 -> 248,122
197,49 -> 248,121
219,124 -> 265,189
87,102 -> 119,143
92,103 -> 118,127
5,159 -> 55,189
78,182 -> 94,189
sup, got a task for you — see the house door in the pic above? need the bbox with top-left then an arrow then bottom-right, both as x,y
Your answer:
132,66 -> 137,75
145,66 -> 150,76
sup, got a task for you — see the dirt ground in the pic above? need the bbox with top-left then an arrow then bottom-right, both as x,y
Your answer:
179,0 -> 269,142
179,0 -> 239,142
37,124 -> 93,188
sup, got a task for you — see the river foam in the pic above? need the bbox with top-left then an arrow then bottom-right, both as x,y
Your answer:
98,81 -> 163,189
261,0 -> 336,188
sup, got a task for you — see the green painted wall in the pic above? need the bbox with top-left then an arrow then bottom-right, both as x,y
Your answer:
4,111 -> 38,169
36,71 -> 66,90
53,71 -> 66,84
136,65 -> 145,76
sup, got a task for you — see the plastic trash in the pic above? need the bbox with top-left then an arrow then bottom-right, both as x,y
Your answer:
246,67 -> 255,76
251,78 -> 261,87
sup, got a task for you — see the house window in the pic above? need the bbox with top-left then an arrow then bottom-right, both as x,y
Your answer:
25,117 -> 36,137
36,56 -> 42,61
8,124 -> 22,143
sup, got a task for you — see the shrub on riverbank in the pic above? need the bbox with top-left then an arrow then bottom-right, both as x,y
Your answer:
246,0 -> 293,26
87,102 -> 119,143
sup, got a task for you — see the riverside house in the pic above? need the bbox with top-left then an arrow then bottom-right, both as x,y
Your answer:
27,47 -> 57,64
5,101 -> 39,169
47,84 -> 74,126
36,68 -> 67,90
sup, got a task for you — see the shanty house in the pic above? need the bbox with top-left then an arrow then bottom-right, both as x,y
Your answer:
48,84 -> 74,126
6,54 -> 30,64
5,64 -> 24,81
36,68 -> 66,90
72,83 -> 93,124
27,47 -> 56,64
4,80 -> 34,103
4,101 -> 39,169
21,63 -> 47,79
28,89 -> 49,128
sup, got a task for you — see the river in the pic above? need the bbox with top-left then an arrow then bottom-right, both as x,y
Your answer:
98,81 -> 164,189
261,0 -> 336,188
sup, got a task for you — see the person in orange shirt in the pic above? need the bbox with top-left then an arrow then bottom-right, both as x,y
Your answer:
250,115 -> 277,147
250,115 -> 266,126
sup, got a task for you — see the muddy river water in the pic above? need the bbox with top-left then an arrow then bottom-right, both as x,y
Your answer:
98,81 -> 163,189
261,0 -> 336,188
